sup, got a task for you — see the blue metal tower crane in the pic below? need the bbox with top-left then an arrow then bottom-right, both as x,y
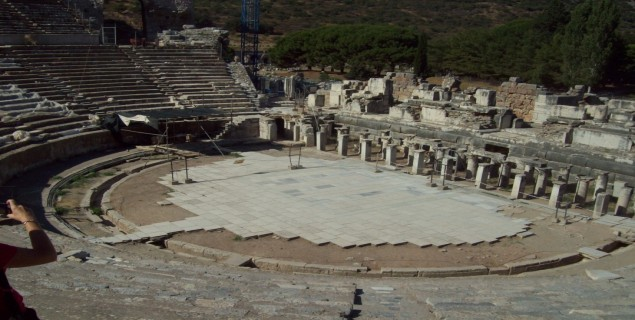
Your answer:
240,0 -> 260,79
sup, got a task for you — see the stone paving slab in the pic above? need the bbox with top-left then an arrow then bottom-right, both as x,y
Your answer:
100,152 -> 531,246
579,247 -> 610,260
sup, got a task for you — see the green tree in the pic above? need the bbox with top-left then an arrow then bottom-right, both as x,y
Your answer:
559,0 -> 621,87
625,44 -> 635,83
413,33 -> 428,77
534,0 -> 570,36
530,0 -> 571,87
269,24 -> 417,78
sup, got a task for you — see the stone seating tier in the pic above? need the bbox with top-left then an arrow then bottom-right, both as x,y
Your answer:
33,63 -> 138,71
0,139 -> 30,154
0,1 -> 37,34
157,75 -> 236,82
4,45 -> 255,118
91,96 -> 172,104
12,111 -> 71,123
34,120 -> 94,134
93,104 -> 177,114
58,76 -> 155,85
142,60 -> 226,66
6,0 -> 90,35
183,93 -> 251,99
19,115 -> 89,130
187,98 -> 252,106
77,87 -> 164,98
33,63 -> 140,71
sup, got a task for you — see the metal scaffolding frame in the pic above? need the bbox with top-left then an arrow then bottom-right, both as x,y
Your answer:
240,0 -> 260,78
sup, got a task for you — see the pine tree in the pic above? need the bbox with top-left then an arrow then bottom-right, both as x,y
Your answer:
534,0 -> 570,36
559,0 -> 621,88
413,33 -> 428,77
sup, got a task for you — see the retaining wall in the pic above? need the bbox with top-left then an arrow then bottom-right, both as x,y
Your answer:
0,130 -> 118,185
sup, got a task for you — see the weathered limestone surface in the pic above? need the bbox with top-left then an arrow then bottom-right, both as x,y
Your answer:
572,126 -> 633,152
386,72 -> 419,102
496,79 -> 539,121
157,27 -> 226,48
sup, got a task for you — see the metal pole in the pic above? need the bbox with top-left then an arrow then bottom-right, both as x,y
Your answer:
170,157 -> 175,183
185,158 -> 189,181
374,144 -> 380,173
563,165 -> 571,199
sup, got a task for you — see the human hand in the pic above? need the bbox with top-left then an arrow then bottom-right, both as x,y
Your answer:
5,199 -> 37,224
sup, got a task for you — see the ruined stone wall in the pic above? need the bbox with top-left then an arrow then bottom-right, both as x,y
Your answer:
386,73 -> 419,103
496,80 -> 539,121
73,0 -> 193,40
70,0 -> 104,27
143,0 -> 194,39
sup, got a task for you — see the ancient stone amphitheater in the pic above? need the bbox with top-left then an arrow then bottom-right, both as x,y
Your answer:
1,1 -> 635,319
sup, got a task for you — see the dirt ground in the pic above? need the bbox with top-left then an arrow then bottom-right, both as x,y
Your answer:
103,143 -> 617,270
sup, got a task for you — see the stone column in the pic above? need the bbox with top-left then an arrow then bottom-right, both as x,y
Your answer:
435,147 -> 447,163
406,145 -> 415,166
286,120 -> 295,140
304,129 -> 315,147
411,150 -> 425,175
511,174 -> 526,199
337,134 -> 349,156
499,161 -> 512,188
549,181 -> 566,208
434,147 -> 447,175
593,172 -> 609,200
524,163 -> 535,184
316,130 -> 326,151
359,132 -> 371,145
613,181 -> 628,197
261,119 -> 276,141
489,163 -> 500,179
441,157 -> 455,181
379,138 -> 390,160
465,155 -> 478,180
385,144 -> 397,167
475,163 -> 491,189
574,176 -> 593,204
325,120 -> 334,138
335,127 -> 345,138
402,143 -> 410,161
593,193 -> 610,218
533,168 -> 551,197
360,139 -> 372,162
615,187 -> 633,216
293,124 -> 301,142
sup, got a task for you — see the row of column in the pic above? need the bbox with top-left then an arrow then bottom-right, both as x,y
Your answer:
508,170 -> 633,218
306,125 -> 634,219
